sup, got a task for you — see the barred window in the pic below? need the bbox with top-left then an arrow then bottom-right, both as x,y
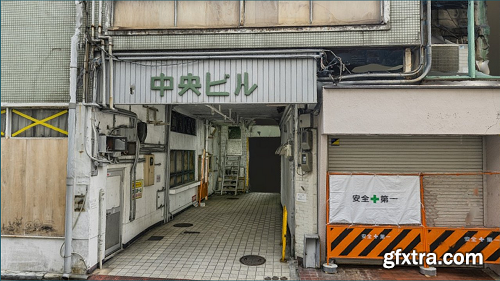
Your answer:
171,111 -> 196,136
170,150 -> 196,188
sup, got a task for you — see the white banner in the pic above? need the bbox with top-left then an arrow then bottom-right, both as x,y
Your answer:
329,175 -> 422,225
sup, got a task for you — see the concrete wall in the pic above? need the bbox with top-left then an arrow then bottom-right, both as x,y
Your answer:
249,125 -> 280,138
485,136 -> 500,227
484,135 -> 500,274
1,237 -> 64,272
322,88 -> 500,135
294,128 -> 318,260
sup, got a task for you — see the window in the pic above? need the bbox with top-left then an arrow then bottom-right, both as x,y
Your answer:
170,150 -> 196,187
228,126 -> 241,139
171,111 -> 196,136
113,1 -> 383,30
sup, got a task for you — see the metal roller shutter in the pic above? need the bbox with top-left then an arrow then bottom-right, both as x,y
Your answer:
327,136 -> 484,227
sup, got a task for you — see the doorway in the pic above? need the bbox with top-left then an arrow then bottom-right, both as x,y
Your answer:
248,137 -> 281,193
105,169 -> 124,256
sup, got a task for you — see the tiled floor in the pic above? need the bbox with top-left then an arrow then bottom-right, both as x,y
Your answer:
93,193 -> 290,280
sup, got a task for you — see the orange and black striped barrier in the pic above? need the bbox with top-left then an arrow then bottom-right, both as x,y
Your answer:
327,225 -> 500,264
427,227 -> 500,263
327,225 -> 424,259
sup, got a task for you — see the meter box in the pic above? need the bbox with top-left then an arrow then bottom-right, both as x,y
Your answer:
301,152 -> 312,172
144,154 -> 155,186
301,130 -> 313,151
299,113 -> 312,128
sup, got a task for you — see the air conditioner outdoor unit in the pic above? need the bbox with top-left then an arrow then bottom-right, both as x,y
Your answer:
431,44 -> 468,74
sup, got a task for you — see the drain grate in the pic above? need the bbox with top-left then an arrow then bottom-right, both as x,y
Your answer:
227,197 -> 239,200
148,236 -> 164,241
173,223 -> 193,227
240,255 -> 266,266
183,231 -> 200,234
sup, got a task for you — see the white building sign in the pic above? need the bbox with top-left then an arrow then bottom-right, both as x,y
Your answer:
328,175 -> 421,225
112,57 -> 317,104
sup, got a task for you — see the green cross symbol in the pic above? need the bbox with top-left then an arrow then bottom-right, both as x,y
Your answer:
370,195 -> 380,203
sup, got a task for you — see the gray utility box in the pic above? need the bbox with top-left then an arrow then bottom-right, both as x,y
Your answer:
303,234 -> 320,268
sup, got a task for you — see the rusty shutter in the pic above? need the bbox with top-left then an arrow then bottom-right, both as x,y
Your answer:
327,136 -> 484,227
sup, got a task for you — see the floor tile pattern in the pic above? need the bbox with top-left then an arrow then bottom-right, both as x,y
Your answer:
96,193 -> 290,280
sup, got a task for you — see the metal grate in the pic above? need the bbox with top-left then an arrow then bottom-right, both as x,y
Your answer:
173,223 -> 193,228
147,236 -> 164,241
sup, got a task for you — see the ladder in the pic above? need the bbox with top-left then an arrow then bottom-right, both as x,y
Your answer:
221,154 -> 241,195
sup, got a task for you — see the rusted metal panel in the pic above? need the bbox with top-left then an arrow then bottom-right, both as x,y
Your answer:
112,57 -> 317,104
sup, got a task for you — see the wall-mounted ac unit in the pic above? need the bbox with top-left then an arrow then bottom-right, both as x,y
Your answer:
431,44 -> 468,73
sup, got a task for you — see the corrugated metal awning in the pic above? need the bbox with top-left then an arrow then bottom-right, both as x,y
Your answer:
110,51 -> 319,105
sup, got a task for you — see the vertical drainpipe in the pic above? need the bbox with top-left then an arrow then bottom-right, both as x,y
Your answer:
63,1 -> 82,278
468,0 -> 476,78
164,105 -> 172,223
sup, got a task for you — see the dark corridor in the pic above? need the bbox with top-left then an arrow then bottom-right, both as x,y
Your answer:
248,137 -> 281,193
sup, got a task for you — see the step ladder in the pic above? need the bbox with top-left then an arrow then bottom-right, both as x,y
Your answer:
221,155 -> 241,195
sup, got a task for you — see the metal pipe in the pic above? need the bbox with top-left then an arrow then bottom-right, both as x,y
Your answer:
114,49 -> 324,57
174,0 -> 178,27
338,0 -> 432,85
468,0 -> 476,78
108,38 -> 114,109
205,105 -> 236,124
98,189 -> 105,269
98,0 -> 102,36
129,121 -> 139,222
100,46 -> 106,107
164,105 -> 172,223
333,0 -> 426,81
115,55 -> 322,61
91,0 -> 95,38
5,108 -> 11,138
63,1 -> 82,278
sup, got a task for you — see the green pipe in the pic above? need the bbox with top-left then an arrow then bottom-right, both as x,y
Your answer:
468,0 -> 476,78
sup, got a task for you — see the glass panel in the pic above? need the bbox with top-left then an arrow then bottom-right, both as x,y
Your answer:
170,151 -> 176,173
189,151 -> 195,170
244,1 -> 310,27
312,1 -> 381,26
176,151 -> 183,172
114,1 -> 175,29
177,1 -> 239,28
183,152 -> 189,170
189,173 -> 195,181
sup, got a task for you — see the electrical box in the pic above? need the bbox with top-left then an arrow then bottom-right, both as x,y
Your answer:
299,113 -> 312,128
106,136 -> 127,151
303,234 -> 320,268
98,134 -> 107,153
301,152 -> 312,172
144,154 -> 155,186
301,130 -> 313,151
118,127 -> 137,142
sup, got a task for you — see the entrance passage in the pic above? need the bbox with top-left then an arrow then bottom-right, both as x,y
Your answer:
249,137 -> 281,193
97,193 -> 291,280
